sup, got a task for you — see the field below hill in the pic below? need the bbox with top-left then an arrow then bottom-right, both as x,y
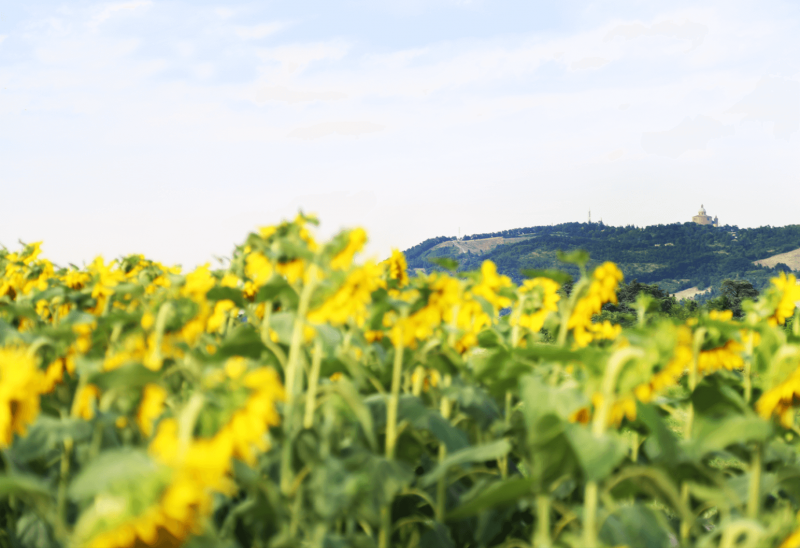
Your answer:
404,221 -> 800,294
755,247 -> 800,271
430,235 -> 534,255
673,286 -> 712,301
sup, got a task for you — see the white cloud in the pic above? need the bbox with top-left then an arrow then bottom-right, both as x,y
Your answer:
257,41 -> 351,76
605,19 -> 708,50
571,56 -> 609,70
728,76 -> 800,139
255,85 -> 346,103
234,22 -> 286,40
607,149 -> 625,161
641,115 -> 734,158
288,121 -> 386,139
88,1 -> 152,28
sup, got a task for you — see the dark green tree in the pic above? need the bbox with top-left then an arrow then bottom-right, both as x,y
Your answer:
714,279 -> 759,318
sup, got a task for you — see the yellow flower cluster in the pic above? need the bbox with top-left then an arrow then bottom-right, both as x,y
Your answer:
411,366 -> 442,393
0,345 -> 47,447
387,273 -> 460,348
386,249 -> 409,288
511,277 -> 561,333
82,466 -> 214,548
86,361 -> 284,547
635,312 -> 744,404
383,262 -> 511,353
757,366 -> 800,428
768,272 -> 800,327
308,262 -> 386,327
0,242 -> 53,298
635,326 -> 693,403
569,393 -> 637,427
331,228 -> 367,270
137,384 -> 168,438
568,262 -> 624,347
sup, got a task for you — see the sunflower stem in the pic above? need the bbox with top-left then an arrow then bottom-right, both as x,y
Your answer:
747,443 -> 762,520
583,347 -> 643,548
55,437 -> 73,540
381,326 -> 405,547
680,328 -> 706,545
583,481 -> 598,548
281,265 -> 318,495
303,339 -> 323,430
533,493 -> 552,548
386,330 -> 405,460
436,382 -> 452,521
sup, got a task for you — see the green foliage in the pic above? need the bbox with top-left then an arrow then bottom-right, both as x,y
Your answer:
406,221 -> 800,292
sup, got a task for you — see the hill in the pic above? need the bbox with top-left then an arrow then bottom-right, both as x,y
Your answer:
404,222 -> 800,295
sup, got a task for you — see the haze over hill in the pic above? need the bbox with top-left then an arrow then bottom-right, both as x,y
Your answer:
403,221 -> 800,296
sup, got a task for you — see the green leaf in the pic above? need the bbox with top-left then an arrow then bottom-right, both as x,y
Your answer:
428,258 -> 459,271
519,269 -> 572,285
68,449 -> 160,501
89,362 -> 161,392
330,378 -> 378,451
565,424 -> 628,482
446,477 -> 535,520
726,471 -> 778,509
686,416 -> 774,461
420,439 -> 511,487
366,395 -> 469,453
16,511 -> 58,548
516,344 -> 606,368
477,330 -> 502,349
269,312 -> 295,345
604,466 -> 692,523
254,277 -> 299,307
637,403 -> 682,465
599,504 -> 672,548
216,325 -> 267,359
400,397 -> 469,452
206,286 -> 245,308
0,474 -> 51,500
111,282 -> 144,299
520,375 -> 587,440
557,249 -> 590,268
691,375 -> 748,418
11,416 -> 93,462
472,347 -> 532,396
445,383 -> 501,430
314,323 -> 343,352
472,295 -> 495,320
29,286 -> 66,303
420,522 -> 455,548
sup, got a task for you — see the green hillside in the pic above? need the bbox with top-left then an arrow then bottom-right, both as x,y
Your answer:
404,222 -> 800,296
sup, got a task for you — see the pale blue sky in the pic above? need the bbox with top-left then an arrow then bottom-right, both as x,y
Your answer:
1,1 -> 798,267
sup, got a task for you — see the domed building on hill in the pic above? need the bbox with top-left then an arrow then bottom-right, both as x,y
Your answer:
692,205 -> 719,227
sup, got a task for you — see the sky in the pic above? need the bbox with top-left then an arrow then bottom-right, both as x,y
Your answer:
1,0 -> 799,268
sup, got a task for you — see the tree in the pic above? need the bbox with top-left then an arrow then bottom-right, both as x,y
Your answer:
717,279 -> 759,318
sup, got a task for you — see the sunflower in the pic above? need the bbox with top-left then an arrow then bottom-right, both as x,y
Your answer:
568,262 -> 624,347
0,345 -> 46,447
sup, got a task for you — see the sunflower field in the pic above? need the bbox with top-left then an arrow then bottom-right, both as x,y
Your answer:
4,216 -> 800,548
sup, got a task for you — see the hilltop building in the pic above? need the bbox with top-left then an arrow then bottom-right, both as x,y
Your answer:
692,205 -> 719,227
